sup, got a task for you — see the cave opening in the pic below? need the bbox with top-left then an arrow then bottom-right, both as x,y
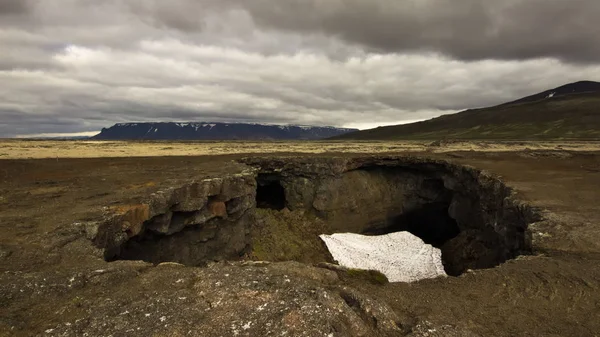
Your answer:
360,195 -> 465,275
366,203 -> 461,248
101,158 -> 535,281
256,174 -> 286,210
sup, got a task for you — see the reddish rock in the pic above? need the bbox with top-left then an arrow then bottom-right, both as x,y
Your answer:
208,201 -> 227,218
112,204 -> 150,237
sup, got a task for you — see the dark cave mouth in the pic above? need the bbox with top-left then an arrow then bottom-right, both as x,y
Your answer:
256,174 -> 286,210
362,202 -> 461,248
252,170 -> 525,277
360,202 -> 469,276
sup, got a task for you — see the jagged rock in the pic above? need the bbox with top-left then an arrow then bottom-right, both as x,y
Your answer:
169,183 -> 209,212
337,287 -> 405,335
111,204 -> 150,237
96,171 -> 257,264
146,212 -> 173,234
226,195 -> 254,215
441,229 -> 505,276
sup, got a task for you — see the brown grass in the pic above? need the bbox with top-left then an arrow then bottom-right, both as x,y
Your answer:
1,139 -> 599,159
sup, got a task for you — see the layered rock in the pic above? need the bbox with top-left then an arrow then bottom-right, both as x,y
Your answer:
92,170 -> 257,265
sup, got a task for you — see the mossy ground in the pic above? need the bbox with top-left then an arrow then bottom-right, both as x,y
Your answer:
251,209 -> 389,285
344,269 -> 389,285
250,208 -> 333,263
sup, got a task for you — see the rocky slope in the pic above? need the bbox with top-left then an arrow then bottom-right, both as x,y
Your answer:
93,122 -> 357,140
333,81 -> 600,140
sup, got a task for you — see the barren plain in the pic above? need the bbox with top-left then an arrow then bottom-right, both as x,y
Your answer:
1,140 -> 599,336
2,139 -> 600,159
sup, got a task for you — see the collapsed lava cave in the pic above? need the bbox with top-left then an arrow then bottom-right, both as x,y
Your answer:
97,156 -> 540,278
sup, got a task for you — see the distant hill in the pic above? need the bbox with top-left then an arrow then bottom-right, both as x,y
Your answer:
93,122 -> 357,140
501,81 -> 600,106
333,81 -> 600,140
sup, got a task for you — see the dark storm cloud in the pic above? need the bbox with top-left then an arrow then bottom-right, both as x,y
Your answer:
127,1 -> 209,32
234,0 -> 600,63
1,0 -> 600,137
0,0 -> 31,15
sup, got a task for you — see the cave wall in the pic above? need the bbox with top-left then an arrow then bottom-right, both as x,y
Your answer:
244,156 -> 540,274
94,171 -> 257,265
440,167 -> 539,274
282,168 -> 452,234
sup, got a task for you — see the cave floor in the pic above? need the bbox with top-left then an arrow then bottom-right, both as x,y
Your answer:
1,147 -> 599,336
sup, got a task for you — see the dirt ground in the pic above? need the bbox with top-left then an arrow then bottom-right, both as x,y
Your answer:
1,141 -> 599,336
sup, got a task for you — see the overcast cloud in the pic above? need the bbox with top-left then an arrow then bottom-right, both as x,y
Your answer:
1,0 -> 600,137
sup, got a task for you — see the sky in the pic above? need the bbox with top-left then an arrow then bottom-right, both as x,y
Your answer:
1,0 -> 600,137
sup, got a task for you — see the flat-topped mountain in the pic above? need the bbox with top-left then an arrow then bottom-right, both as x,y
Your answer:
93,122 -> 357,140
333,81 -> 600,140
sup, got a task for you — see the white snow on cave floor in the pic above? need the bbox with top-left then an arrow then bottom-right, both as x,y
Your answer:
319,232 -> 447,283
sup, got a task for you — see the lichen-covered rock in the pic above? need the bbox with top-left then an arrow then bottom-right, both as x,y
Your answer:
28,261 -> 405,337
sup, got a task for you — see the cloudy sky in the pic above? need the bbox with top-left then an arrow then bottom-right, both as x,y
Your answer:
1,0 -> 600,137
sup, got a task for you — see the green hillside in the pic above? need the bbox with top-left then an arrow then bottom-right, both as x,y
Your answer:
335,84 -> 600,140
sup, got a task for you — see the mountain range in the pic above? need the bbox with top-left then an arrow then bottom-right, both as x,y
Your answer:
92,122 -> 357,140
92,81 -> 599,141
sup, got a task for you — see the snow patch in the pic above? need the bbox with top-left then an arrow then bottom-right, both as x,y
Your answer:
319,232 -> 447,283
547,92 -> 556,98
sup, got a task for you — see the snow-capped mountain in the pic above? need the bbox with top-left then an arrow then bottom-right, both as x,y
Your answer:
92,122 -> 358,140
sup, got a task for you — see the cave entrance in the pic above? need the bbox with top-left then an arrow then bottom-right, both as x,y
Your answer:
362,201 -> 463,275
102,158 -> 536,281
369,202 -> 460,248
256,174 -> 286,210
